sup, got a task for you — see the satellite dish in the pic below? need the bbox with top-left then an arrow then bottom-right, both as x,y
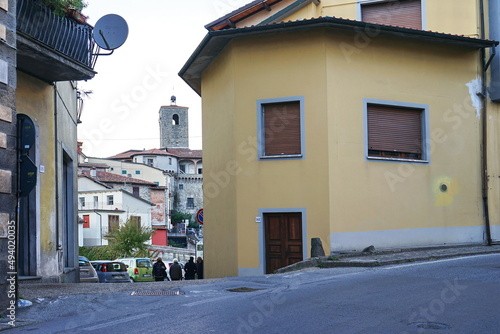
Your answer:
93,14 -> 128,50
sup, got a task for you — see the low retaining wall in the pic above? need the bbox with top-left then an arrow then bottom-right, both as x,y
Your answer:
149,245 -> 195,263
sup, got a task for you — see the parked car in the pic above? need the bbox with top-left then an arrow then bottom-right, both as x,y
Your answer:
115,257 -> 154,282
90,261 -> 131,283
79,256 -> 99,283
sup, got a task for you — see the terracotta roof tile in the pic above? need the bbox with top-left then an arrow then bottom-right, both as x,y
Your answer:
79,162 -> 109,169
78,173 -> 112,189
82,170 -> 158,186
107,149 -> 144,160
108,148 -> 203,160
166,148 -> 203,159
131,148 -> 175,157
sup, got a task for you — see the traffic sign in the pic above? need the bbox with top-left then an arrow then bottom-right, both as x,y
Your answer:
196,209 -> 204,225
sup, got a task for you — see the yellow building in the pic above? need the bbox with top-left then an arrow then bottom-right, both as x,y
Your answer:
14,0 -> 98,283
0,0 -> 110,304
183,0 -> 500,278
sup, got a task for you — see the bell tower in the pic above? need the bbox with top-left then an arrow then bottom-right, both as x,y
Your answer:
159,95 -> 189,148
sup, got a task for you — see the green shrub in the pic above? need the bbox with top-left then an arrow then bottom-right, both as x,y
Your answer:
41,0 -> 87,16
79,245 -> 121,261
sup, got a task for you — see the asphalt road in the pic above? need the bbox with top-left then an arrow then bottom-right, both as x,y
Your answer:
7,254 -> 500,333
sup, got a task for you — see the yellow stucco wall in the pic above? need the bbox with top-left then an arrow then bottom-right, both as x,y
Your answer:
201,25 -> 484,276
16,72 -> 57,276
232,31 -> 331,271
288,0 -> 480,37
326,32 -> 482,236
201,48 -> 239,278
16,73 -> 79,278
426,0 -> 479,38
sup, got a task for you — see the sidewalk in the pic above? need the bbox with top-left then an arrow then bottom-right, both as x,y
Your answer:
275,243 -> 500,273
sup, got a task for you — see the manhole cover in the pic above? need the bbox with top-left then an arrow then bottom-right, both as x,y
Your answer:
408,322 -> 451,330
131,290 -> 184,296
227,287 -> 263,293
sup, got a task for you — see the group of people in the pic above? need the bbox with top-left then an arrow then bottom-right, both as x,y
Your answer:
152,256 -> 203,281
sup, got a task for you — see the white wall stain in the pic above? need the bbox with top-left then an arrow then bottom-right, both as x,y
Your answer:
466,77 -> 482,118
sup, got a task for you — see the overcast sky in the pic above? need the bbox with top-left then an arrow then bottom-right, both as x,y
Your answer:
77,0 -> 247,158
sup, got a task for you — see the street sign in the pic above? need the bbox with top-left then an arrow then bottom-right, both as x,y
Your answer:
196,209 -> 204,225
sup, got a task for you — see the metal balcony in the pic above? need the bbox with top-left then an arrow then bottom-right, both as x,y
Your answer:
16,0 -> 98,82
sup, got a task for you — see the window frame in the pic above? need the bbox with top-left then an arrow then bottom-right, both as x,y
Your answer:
107,195 -> 114,205
357,0 -> 426,30
364,99 -> 429,163
186,197 -> 194,209
257,96 -> 305,161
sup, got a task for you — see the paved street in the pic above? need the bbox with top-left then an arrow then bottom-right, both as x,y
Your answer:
4,253 -> 500,333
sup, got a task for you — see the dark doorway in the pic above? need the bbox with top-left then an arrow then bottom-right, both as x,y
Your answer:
17,114 -> 37,276
264,212 -> 303,274
62,151 -> 76,269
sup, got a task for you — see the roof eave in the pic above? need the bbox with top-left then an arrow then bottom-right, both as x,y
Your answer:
179,17 -> 499,96
205,0 -> 284,31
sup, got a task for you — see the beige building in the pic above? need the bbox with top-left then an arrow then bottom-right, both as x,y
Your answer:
180,0 -> 500,277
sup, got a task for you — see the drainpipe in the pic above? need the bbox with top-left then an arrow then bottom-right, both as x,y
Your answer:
54,84 -> 62,251
480,0 -> 493,245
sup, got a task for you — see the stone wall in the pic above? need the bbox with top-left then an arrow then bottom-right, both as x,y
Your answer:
175,176 -> 203,217
159,105 -> 189,148
149,245 -> 195,263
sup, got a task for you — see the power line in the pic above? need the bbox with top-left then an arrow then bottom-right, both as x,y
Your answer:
78,135 -> 203,141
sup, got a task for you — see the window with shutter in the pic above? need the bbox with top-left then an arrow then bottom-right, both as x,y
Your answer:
130,216 -> 141,229
361,0 -> 422,30
258,97 -> 304,160
108,215 -> 119,233
83,215 -> 90,228
366,101 -> 428,162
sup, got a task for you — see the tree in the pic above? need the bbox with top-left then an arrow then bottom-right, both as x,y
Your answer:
42,0 -> 88,15
104,218 -> 152,257
171,210 -> 192,224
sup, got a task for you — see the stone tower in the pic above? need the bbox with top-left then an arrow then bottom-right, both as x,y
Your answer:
159,96 -> 189,148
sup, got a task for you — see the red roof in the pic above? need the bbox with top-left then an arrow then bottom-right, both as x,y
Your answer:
108,148 -> 203,160
107,149 -> 144,160
205,0 -> 285,31
131,148 -> 175,157
82,170 -> 158,186
166,148 -> 203,159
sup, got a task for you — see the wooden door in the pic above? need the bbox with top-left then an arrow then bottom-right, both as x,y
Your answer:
264,212 -> 303,274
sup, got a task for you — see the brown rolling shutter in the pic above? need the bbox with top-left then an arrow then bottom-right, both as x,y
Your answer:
109,215 -> 120,233
362,0 -> 422,30
367,104 -> 422,155
263,101 -> 301,156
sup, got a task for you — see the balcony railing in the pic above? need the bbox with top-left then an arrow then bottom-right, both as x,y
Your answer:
17,0 -> 98,81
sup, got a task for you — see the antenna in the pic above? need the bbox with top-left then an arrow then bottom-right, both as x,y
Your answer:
93,14 -> 129,55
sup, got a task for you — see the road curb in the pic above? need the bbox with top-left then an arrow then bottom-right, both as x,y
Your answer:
275,245 -> 500,273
